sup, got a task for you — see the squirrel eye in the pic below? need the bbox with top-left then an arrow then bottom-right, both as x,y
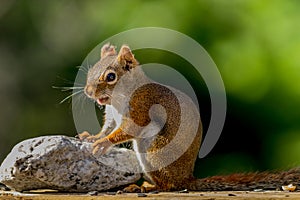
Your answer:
106,72 -> 117,84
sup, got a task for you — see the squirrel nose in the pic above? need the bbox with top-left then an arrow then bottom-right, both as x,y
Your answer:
85,85 -> 94,97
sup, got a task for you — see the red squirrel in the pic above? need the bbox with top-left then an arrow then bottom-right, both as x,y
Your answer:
79,43 -> 300,192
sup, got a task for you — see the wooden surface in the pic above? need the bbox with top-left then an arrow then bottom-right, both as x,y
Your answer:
1,191 -> 300,200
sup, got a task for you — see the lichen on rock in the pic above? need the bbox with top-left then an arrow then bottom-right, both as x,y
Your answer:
0,136 -> 141,192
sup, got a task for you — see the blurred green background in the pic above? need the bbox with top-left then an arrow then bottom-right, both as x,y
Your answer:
0,0 -> 300,178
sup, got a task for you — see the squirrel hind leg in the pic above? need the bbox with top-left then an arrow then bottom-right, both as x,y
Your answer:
140,181 -> 157,193
122,184 -> 142,193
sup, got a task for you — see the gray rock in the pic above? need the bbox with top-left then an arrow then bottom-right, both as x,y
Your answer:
0,136 -> 141,192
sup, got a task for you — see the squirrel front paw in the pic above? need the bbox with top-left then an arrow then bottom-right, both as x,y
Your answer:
92,137 -> 113,155
77,131 -> 104,143
77,131 -> 91,141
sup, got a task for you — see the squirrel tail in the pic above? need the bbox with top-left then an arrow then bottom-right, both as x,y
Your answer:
185,168 -> 300,191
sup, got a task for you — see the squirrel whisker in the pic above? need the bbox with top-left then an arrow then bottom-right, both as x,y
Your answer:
104,92 -> 124,108
78,68 -> 88,74
59,89 -> 84,104
53,86 -> 84,92
56,76 -> 85,86
87,64 -> 93,70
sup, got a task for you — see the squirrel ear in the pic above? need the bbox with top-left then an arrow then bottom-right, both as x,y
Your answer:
100,43 -> 117,59
117,45 -> 138,71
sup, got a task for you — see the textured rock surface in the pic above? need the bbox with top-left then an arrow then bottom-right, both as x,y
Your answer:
0,136 -> 141,192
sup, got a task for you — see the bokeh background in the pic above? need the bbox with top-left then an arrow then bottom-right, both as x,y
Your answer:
0,0 -> 300,178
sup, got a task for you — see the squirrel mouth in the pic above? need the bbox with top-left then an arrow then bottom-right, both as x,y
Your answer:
97,96 -> 110,105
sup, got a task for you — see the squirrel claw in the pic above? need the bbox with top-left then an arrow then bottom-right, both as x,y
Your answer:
77,131 -> 91,141
86,135 -> 100,143
79,132 -> 105,143
92,138 -> 112,155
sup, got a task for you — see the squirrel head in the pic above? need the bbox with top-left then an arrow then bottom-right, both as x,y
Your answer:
84,43 -> 139,105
